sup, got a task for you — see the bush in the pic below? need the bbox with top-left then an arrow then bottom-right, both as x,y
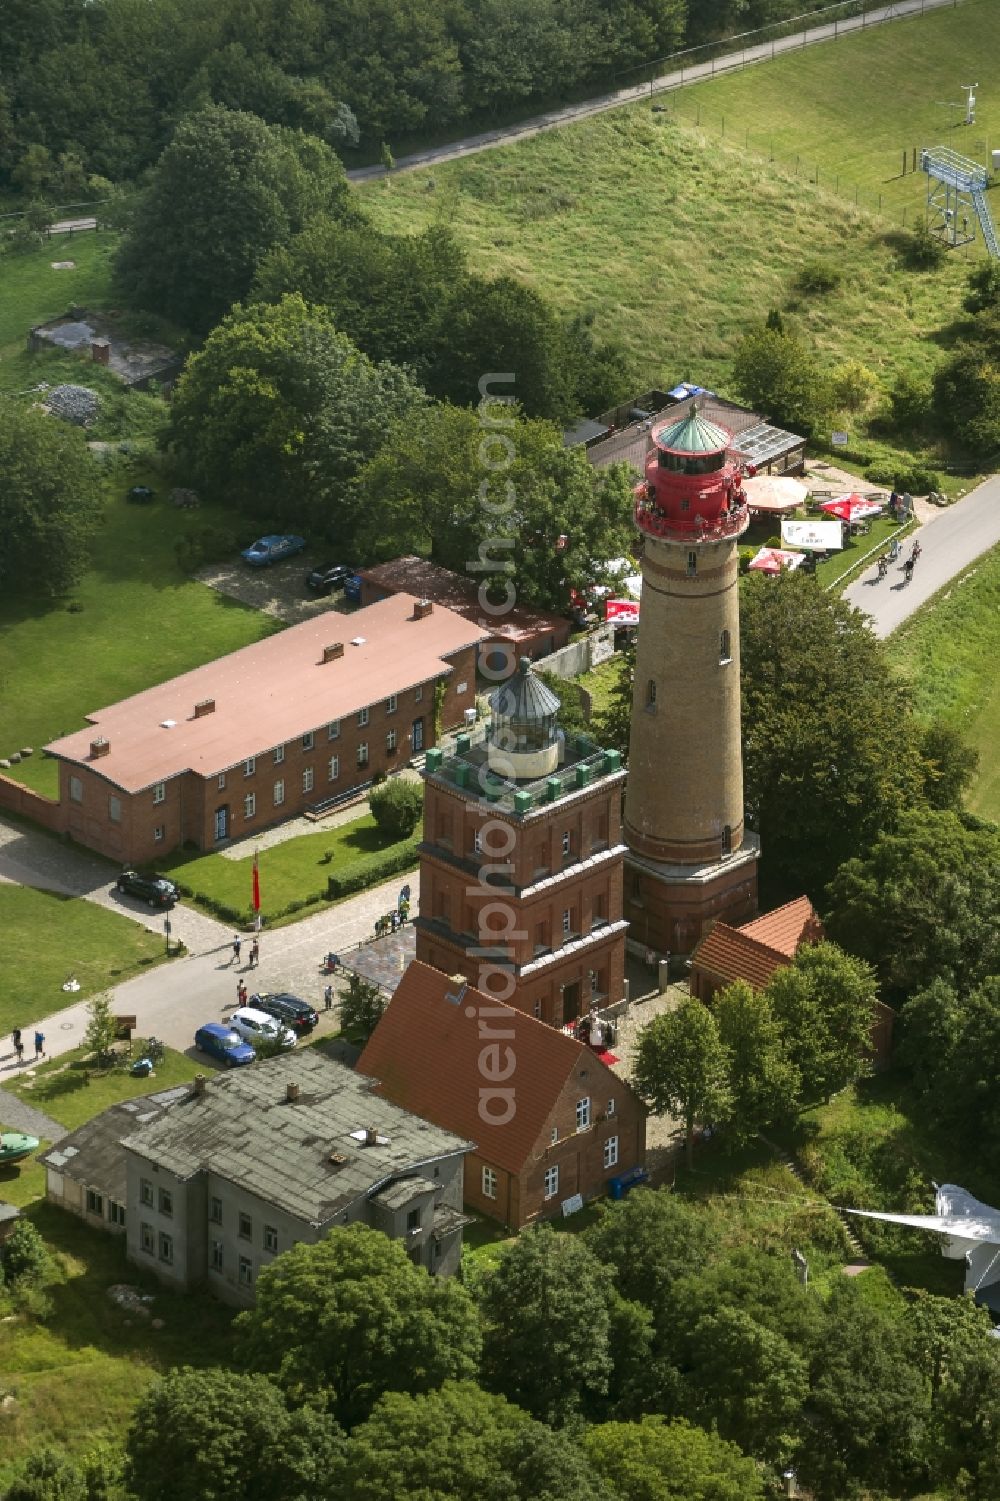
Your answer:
796,259 -> 842,294
174,525 -> 243,574
738,546 -> 757,576
883,370 -> 932,434
865,463 -> 940,493
326,844 -> 418,899
369,778 -> 423,839
831,359 -> 878,413
905,225 -> 946,270
1,1220 -> 50,1285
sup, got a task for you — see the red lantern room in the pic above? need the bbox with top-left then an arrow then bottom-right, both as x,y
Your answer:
634,403 -> 749,543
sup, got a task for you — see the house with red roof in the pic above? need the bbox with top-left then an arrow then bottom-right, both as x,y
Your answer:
358,961 -> 647,1229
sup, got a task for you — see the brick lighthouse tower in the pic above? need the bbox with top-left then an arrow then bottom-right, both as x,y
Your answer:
623,404 -> 758,955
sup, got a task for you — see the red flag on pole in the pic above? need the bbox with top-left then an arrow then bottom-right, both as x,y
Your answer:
252,850 -> 260,914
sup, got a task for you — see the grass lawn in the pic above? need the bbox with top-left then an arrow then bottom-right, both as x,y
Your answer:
160,812 -> 422,925
0,886 -> 166,1037
0,232 -> 118,350
2,1042 -> 203,1133
0,1146 -> 48,1209
578,656 -> 621,722
891,542 -> 1000,823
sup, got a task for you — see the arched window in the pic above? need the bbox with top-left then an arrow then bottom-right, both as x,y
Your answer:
720,629 -> 731,664
645,679 -> 657,711
687,551 -> 697,574
722,825 -> 732,855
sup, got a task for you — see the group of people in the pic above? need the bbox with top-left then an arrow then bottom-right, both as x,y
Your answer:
876,538 -> 922,583
9,1027 -> 44,1065
230,934 -> 260,968
373,898 -> 410,940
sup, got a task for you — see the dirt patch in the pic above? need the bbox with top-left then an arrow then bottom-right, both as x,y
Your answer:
196,556 -> 362,626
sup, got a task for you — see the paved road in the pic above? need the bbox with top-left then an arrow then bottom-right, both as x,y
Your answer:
348,0 -> 955,182
844,473 -> 1000,638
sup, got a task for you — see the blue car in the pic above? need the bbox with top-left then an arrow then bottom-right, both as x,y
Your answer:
241,534 -> 306,567
343,573 -> 363,603
195,1022 -> 255,1067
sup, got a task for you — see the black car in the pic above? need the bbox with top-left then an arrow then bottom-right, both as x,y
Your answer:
250,992 -> 319,1034
305,562 -> 353,595
126,485 -> 156,504
115,869 -> 178,908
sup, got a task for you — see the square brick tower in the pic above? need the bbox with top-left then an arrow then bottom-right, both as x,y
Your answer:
624,404 -> 759,955
415,660 -> 628,1027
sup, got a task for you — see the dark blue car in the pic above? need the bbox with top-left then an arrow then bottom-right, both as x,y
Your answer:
195,1022 -> 255,1067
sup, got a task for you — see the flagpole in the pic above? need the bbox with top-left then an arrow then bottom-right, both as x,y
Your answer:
252,848 -> 261,931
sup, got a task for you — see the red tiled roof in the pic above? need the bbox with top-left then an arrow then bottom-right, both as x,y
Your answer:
690,923 -> 791,993
358,556 -> 568,645
740,896 -> 824,957
45,594 -> 488,793
358,961 -> 638,1175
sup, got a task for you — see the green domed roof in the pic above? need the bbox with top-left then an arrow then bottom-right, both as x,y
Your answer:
654,404 -> 731,455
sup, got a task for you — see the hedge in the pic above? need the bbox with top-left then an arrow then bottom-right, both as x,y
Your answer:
327,845 -> 419,900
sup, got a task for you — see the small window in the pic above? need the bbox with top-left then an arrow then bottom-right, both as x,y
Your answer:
140,1222 -> 155,1255
69,775 -> 83,803
159,1232 -> 173,1264
604,1135 -> 620,1170
273,779 -> 285,807
544,1165 -> 559,1200
302,731 -> 314,751
386,729 -> 397,754
387,694 -> 397,714
86,1189 -> 103,1216
720,629 -> 732,664
328,720 -> 340,741
273,744 -> 285,765
140,1179 -> 154,1208
551,1126 -> 559,1145
562,831 -> 571,856
576,1097 -> 591,1131
357,743 -> 369,768
608,1098 -> 617,1117
302,767 -> 314,793
263,1224 -> 278,1254
153,825 -> 165,842
415,684 -> 423,702
722,824 -> 732,855
474,829 -> 482,856
358,707 -> 369,727
482,1166 -> 497,1200
238,1212 -> 252,1241
153,781 -> 165,805
328,756 -> 340,782
533,999 -> 542,1018
645,679 -> 656,710
218,773 -> 226,790
238,1256 -> 254,1287
108,795 -> 121,823
687,551 -> 697,574
109,1201 -> 126,1228
631,872 -> 642,901
407,1207 -> 421,1232
210,1196 -> 222,1224
562,909 -> 572,935
244,757 -> 256,777
211,1239 -> 224,1272
244,793 -> 256,820
158,1188 -> 173,1217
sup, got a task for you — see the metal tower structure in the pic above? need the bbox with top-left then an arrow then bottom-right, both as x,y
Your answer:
920,146 -> 1000,259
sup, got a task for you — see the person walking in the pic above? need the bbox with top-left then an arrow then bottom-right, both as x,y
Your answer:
34,1030 -> 45,1060
15,1035 -> 24,1066
11,1026 -> 21,1061
237,979 -> 248,1007
249,938 -> 259,969
231,934 -> 242,965
324,984 -> 334,1012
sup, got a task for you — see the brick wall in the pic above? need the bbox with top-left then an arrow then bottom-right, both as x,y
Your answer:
0,772 -> 67,835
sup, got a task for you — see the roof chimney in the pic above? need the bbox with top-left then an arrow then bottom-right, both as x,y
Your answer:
89,736 -> 110,759
286,1082 -> 300,1103
412,599 -> 433,620
193,1074 -> 207,1096
193,698 -> 215,718
364,1124 -> 378,1145
322,642 -> 345,663
91,338 -> 111,366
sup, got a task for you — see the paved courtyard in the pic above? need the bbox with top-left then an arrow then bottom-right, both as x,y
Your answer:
196,555 -> 361,626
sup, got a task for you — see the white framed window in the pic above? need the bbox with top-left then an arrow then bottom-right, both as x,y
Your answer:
273,744 -> 285,765
140,1179 -> 153,1207
562,831 -> 571,856
238,1256 -> 253,1287
687,551 -> 697,574
603,1136 -> 619,1169
238,1212 -> 252,1241
415,684 -> 423,702
482,1166 -> 497,1200
244,793 -> 256,820
108,795 -> 121,823
153,781 -> 165,804
646,679 -> 656,709
210,1196 -> 222,1224
357,743 -> 369,768
386,730 -> 397,754
608,1098 -> 616,1117
387,693 -> 397,714
273,779 -> 285,806
263,1224 -> 278,1254
551,1126 -> 559,1144
69,775 -> 83,803
357,707 -> 369,727
543,1165 -> 559,1200
562,909 -> 572,935
576,1097 -> 591,1132
218,772 -> 226,790
302,767 -> 314,793
244,757 -> 255,777
533,999 -> 542,1018
211,1240 -> 224,1272
158,1232 -> 173,1264
140,1222 -> 155,1255
153,825 -> 164,842
720,629 -> 732,664
328,756 -> 340,782
327,720 -> 340,741
302,731 -> 314,751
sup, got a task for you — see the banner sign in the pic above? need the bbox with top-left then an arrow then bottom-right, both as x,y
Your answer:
605,597 -> 640,626
781,518 -> 843,552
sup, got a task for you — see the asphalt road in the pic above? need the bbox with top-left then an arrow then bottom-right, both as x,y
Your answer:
843,473 -> 1000,638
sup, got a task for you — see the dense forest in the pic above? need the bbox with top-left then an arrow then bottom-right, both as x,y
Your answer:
3,0 -> 854,188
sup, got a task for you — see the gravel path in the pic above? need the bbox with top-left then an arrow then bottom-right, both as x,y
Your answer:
0,1063 -> 66,1141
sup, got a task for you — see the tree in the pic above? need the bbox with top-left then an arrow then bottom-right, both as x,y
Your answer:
592,638 -> 635,762
5,1449 -> 86,1501
764,941 -> 878,1104
82,992 -> 117,1065
740,570 -> 922,897
731,324 -> 831,436
633,1000 -> 731,1166
964,259 -> 1000,315
1,1219 -> 50,1285
0,400 -> 102,599
932,342 -> 1000,456
683,1307 -> 808,1464
369,778 -> 423,838
234,1225 -> 480,1428
114,104 -> 352,332
585,1416 -> 767,1501
671,1246 -> 823,1356
124,1366 -> 343,1501
916,720 -> 979,811
340,975 -> 387,1043
919,977 -> 1000,1166
586,1188 -> 717,1346
341,1381 -> 612,1501
714,980 -> 800,1143
476,1225 -> 614,1425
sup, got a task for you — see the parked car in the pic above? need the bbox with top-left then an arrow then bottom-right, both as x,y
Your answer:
228,1006 -> 296,1049
241,534 -> 306,567
126,485 -> 156,504
115,869 -> 178,908
195,1022 -> 255,1067
343,574 -> 363,603
250,992 -> 319,1035
305,561 -> 353,595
